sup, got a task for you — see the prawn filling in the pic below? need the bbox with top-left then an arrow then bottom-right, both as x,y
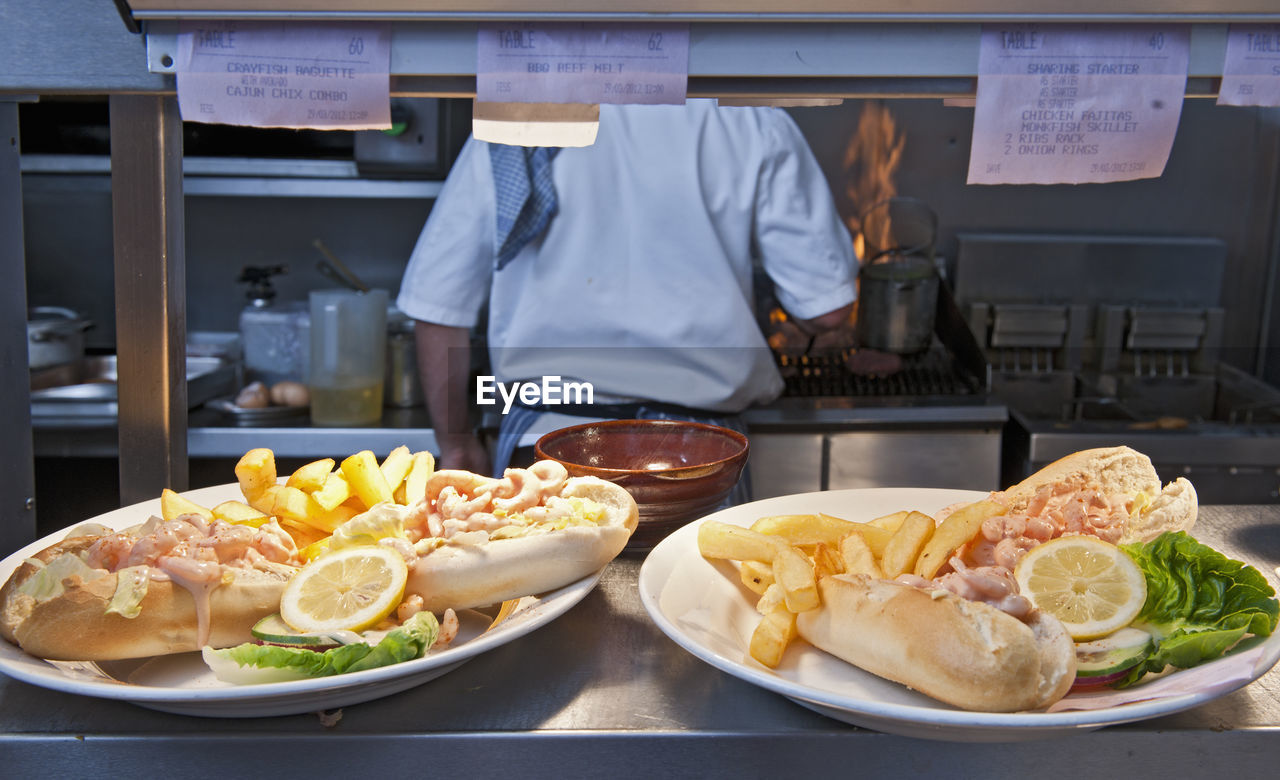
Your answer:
959,481 -> 1131,572
896,480 -> 1134,620
403,461 -> 604,542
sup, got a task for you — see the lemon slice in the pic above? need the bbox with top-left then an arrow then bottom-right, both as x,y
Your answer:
279,545 -> 409,633
1013,536 -> 1148,641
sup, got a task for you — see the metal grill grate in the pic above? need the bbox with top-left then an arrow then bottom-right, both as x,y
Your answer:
777,347 -> 980,398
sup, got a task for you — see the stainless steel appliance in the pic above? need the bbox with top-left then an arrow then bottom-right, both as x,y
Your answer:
26,306 -> 91,369
955,233 -> 1280,503
749,279 -> 1005,500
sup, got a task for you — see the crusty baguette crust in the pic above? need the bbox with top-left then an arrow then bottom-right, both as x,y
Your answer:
1001,445 -> 1196,543
10,564 -> 294,661
795,575 -> 1077,712
1003,446 -> 1160,513
407,476 -> 638,612
0,536 -> 99,645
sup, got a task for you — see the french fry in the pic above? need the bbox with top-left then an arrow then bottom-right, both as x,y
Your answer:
772,545 -> 820,613
298,537 -> 330,563
379,445 -> 414,494
755,582 -> 786,616
749,603 -> 798,668
261,485 -> 309,523
271,485 -> 363,533
311,471 -> 353,512
839,530 -> 884,579
278,517 -> 328,548
402,451 -> 436,506
211,499 -> 270,527
848,522 -> 894,558
750,513 -> 860,546
340,450 -> 395,508
740,560 -> 775,595
246,483 -> 278,515
811,542 -> 844,580
285,458 -> 335,493
869,510 -> 909,534
160,488 -> 213,522
880,511 -> 936,578
301,501 -> 360,534
697,521 -> 784,563
913,499 -> 1005,579
234,447 -> 277,503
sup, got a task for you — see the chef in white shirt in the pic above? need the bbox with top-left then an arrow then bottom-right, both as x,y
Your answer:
397,99 -> 857,491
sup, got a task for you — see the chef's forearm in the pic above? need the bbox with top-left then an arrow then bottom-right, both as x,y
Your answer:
792,302 -> 855,335
413,320 -> 475,450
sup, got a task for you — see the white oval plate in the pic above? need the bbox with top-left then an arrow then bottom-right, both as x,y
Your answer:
0,483 -> 604,718
638,487 -> 1280,742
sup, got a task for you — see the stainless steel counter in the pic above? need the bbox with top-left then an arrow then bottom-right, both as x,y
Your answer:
1,504 -> 1277,778
31,399 -> 1006,459
33,397 -> 1008,500
32,407 -> 441,459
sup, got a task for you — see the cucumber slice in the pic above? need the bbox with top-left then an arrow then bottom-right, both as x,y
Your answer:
250,614 -> 354,648
1075,627 -> 1154,677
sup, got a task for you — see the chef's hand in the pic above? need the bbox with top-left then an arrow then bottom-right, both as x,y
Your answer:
438,432 -> 492,475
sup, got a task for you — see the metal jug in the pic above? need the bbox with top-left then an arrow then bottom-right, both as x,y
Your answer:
856,253 -> 939,354
384,315 -> 424,408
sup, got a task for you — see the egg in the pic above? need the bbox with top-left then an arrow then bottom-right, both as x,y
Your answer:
234,381 -> 270,409
270,380 -> 310,407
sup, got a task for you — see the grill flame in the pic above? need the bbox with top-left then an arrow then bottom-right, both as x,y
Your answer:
843,101 -> 904,262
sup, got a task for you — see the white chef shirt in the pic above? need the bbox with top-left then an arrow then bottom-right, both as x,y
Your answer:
396,99 -> 856,413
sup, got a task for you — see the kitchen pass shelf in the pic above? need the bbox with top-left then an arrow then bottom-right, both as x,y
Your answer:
136,23 -> 1241,100
119,2 -> 1280,21
5,2 -> 1276,97
128,3 -> 1277,99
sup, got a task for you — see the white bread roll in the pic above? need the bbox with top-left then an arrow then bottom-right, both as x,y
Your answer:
0,537 -> 294,661
796,574 -> 1077,712
1121,474 -> 1197,544
406,476 -> 638,612
1000,445 -> 1196,543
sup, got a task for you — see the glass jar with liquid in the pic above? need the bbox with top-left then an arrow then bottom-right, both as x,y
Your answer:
309,288 -> 388,426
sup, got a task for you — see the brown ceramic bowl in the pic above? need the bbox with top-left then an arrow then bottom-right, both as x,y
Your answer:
535,419 -> 749,551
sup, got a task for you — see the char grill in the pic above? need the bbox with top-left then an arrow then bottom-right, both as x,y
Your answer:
777,347 -> 981,399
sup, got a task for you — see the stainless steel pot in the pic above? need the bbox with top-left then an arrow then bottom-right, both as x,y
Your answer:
27,306 -> 92,369
856,254 -> 938,354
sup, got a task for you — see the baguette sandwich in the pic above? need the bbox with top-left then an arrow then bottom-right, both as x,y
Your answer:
1,459 -> 637,663
0,515 -> 301,661
393,463 -> 638,613
796,446 -> 1198,711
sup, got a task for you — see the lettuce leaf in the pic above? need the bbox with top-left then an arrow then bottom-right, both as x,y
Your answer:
202,610 -> 440,685
1114,532 -> 1278,688
105,565 -> 149,618
16,553 -> 107,601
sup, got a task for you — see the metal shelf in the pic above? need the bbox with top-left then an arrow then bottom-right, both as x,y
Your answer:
20,155 -> 444,198
136,17 -> 1261,100
118,1 -> 1280,24
4,2 -> 1276,98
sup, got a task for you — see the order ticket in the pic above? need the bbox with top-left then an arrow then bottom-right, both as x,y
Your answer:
476,22 -> 689,106
175,21 -> 391,130
1218,24 -> 1280,107
967,24 -> 1190,185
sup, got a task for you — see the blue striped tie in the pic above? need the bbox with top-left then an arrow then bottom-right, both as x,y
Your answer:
491,144 -> 561,270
